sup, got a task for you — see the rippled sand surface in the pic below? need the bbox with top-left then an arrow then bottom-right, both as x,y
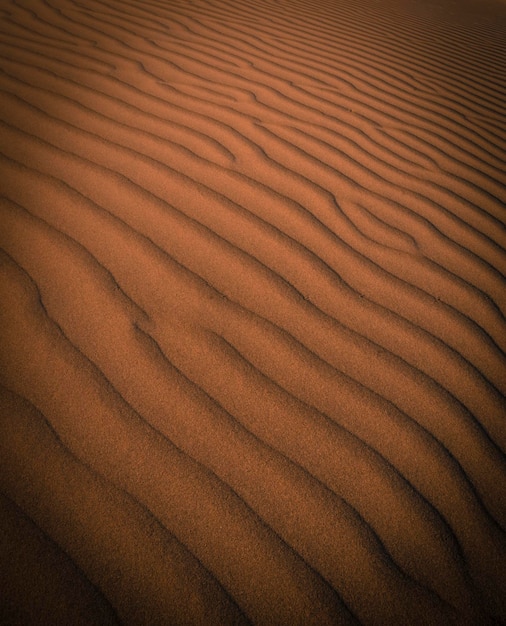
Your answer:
1,0 -> 505,623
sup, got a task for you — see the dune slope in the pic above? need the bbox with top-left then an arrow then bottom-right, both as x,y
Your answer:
1,0 -> 505,624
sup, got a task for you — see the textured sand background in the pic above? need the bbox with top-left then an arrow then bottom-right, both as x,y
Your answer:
1,0 -> 505,624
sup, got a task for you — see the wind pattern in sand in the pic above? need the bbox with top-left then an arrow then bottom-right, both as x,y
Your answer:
1,0 -> 505,624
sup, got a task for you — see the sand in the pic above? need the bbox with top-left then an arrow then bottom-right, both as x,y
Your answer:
1,0 -> 505,623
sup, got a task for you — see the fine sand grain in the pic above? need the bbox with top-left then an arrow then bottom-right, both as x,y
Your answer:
1,0 -> 505,624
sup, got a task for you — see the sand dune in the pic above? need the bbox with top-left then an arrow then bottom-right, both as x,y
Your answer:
1,0 -> 505,623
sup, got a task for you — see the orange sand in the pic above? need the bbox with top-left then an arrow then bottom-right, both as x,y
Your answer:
1,0 -> 505,623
